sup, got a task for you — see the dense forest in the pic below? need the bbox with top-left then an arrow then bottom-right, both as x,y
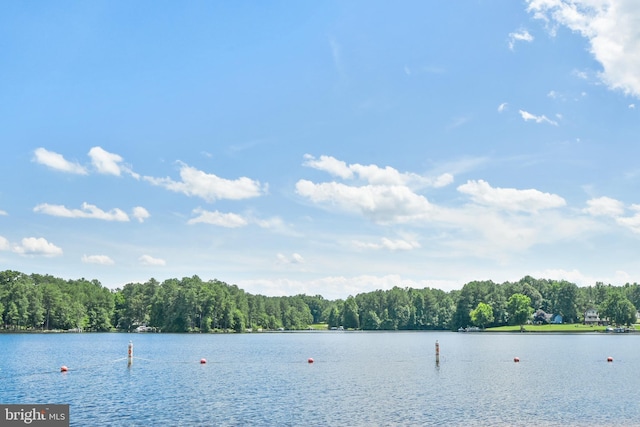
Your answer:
1,270 -> 639,332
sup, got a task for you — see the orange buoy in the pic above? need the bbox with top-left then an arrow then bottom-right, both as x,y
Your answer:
200,358 -> 207,364
513,357 -> 520,363
307,358 -> 314,364
60,365 -> 68,372
607,356 -> 613,362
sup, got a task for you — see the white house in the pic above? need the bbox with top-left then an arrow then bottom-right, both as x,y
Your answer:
584,308 -> 600,325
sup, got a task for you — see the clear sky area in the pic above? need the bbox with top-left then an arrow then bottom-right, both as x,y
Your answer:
1,0 -> 639,299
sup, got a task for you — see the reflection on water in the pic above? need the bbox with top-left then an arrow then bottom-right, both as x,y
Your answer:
1,332 -> 639,426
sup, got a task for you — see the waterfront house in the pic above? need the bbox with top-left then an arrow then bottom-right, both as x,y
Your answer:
584,308 -> 600,325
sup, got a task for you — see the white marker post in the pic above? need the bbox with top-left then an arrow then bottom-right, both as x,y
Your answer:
128,340 -> 133,367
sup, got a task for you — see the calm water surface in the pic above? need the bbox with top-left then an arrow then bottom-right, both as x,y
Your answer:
1,331 -> 639,426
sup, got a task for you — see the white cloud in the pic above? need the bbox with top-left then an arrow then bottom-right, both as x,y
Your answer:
13,237 -> 63,257
354,237 -> 421,251
532,268 -> 634,287
139,254 -> 166,266
240,274 -> 440,300
187,208 -> 248,228
616,204 -> 640,233
630,103 -> 636,109
144,163 -> 266,202
498,102 -> 508,112
81,254 -> 115,265
34,202 -> 130,221
296,179 -> 433,224
33,148 -> 88,174
88,146 -> 139,178
583,196 -> 625,217
457,179 -> 566,213
519,109 -> 559,125
527,0 -> 640,99
255,216 -> 286,230
303,154 -> 353,179
303,154 -> 453,189
276,253 -> 305,264
132,207 -> 150,223
581,198 -> 640,234
88,146 -> 124,175
0,236 -> 9,250
547,90 -> 565,100
0,210 -> 7,216
616,214 -> 640,233
508,29 -> 534,50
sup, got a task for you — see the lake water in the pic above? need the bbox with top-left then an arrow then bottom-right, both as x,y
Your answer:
1,331 -> 639,426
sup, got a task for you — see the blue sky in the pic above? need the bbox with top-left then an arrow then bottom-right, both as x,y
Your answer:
1,0 -> 639,299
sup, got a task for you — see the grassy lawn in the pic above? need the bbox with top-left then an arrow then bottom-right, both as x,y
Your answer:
487,324 -> 609,332
308,323 -> 329,330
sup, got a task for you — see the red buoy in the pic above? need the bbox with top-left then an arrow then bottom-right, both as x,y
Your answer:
200,358 -> 207,364
513,357 -> 520,363
307,358 -> 314,364
60,365 -> 68,372
607,356 -> 613,362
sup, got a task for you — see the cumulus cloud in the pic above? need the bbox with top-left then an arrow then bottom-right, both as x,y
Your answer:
34,202 -> 130,221
13,237 -> 63,257
583,196 -> 625,217
303,154 -> 453,189
457,180 -> 566,213
81,254 -> 115,265
297,155 -> 459,224
508,29 -> 534,50
33,148 -> 88,174
0,236 -> 9,250
132,207 -> 150,223
519,109 -> 559,125
144,163 -> 266,202
296,180 -> 433,224
187,208 -> 248,228
527,0 -> 640,99
582,197 -> 640,233
139,254 -> 166,266
88,146 -> 139,178
303,154 -> 353,179
616,205 -> 640,233
616,212 -> 640,233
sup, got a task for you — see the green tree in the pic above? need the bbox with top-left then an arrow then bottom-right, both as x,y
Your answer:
507,293 -> 533,326
470,302 -> 494,329
342,296 -> 359,329
600,289 -> 637,326
232,308 -> 245,333
550,281 -> 579,323
327,304 -> 341,328
361,310 -> 382,330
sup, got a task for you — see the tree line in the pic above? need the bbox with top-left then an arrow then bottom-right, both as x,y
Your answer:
1,270 -> 639,332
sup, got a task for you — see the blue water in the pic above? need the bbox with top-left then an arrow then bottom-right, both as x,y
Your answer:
1,332 -> 640,426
